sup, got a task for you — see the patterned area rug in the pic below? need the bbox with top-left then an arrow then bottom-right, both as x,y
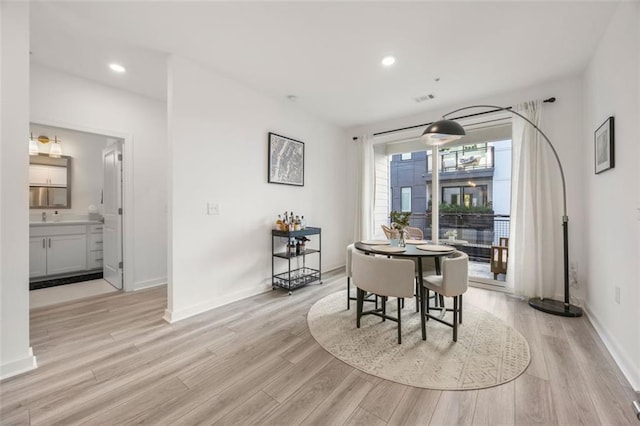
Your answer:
307,290 -> 530,390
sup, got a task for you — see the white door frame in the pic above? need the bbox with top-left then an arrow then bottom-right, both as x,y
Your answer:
30,118 -> 134,292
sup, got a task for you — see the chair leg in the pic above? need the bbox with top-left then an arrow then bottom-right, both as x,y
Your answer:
425,287 -> 430,320
420,285 -> 427,340
439,294 -> 444,308
397,297 -> 402,344
453,295 -> 458,342
415,278 -> 420,312
347,277 -> 351,310
459,294 -> 463,324
381,296 -> 386,322
356,288 -> 363,328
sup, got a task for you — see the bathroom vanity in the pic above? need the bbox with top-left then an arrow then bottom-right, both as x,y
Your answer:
29,221 -> 103,281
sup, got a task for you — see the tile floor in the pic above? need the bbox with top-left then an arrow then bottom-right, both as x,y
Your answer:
30,279 -> 119,309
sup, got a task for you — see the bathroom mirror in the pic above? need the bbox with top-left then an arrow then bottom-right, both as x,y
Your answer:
29,154 -> 72,209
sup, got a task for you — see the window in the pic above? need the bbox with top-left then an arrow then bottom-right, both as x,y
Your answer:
441,185 -> 488,207
385,133 -> 512,284
443,187 -> 460,205
401,187 -> 411,212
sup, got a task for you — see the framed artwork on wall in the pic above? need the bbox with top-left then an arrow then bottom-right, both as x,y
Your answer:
268,132 -> 304,186
594,116 -> 614,174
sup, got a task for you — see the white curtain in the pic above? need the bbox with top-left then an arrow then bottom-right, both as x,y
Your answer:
353,135 -> 375,242
507,100 -> 564,299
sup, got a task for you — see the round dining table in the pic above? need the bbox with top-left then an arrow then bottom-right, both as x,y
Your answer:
354,239 -> 457,341
353,240 -> 456,275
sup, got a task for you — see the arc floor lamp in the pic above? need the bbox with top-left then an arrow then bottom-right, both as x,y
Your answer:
422,103 -> 583,317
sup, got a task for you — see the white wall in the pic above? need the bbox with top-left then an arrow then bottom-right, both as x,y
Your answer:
0,2 -> 38,379
583,1 -> 640,390
29,124 -> 108,218
348,76 -> 586,303
165,55 -> 348,322
30,65 -> 168,291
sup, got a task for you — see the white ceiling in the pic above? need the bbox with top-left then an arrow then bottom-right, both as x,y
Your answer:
29,1 -> 618,129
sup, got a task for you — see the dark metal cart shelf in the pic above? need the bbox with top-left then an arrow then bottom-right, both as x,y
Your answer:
271,227 -> 322,295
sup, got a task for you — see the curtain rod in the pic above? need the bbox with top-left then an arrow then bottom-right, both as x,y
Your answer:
353,97 -> 556,139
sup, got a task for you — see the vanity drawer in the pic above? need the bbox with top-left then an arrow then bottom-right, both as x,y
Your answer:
88,250 -> 103,269
89,233 -> 103,250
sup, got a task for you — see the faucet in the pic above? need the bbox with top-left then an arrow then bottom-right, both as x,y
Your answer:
42,212 -> 46,222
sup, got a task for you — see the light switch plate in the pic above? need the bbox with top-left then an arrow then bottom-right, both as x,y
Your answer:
207,202 -> 219,215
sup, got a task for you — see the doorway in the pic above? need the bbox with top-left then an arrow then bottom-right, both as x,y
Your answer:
384,139 -> 512,289
28,123 -> 126,306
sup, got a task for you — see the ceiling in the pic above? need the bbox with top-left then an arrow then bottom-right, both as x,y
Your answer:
29,1 -> 618,129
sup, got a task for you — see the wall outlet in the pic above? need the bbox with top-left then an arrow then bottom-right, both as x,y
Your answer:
615,286 -> 620,304
207,202 -> 219,215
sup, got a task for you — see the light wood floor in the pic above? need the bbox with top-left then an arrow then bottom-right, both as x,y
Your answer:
1,274 -> 638,425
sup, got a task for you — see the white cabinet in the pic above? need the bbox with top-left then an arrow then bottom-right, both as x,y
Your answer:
29,164 -> 67,187
29,225 -> 89,279
87,224 -> 104,270
46,234 -> 87,275
29,237 -> 48,278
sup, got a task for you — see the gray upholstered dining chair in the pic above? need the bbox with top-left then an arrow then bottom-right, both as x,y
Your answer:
346,244 -> 355,309
420,251 -> 469,342
346,244 -> 379,311
352,250 -> 414,344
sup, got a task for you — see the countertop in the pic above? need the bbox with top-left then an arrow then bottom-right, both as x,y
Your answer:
29,220 -> 103,227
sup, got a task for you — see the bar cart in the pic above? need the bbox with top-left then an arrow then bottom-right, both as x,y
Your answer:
271,227 -> 322,295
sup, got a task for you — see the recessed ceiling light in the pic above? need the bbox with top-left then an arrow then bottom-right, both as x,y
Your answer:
381,56 -> 396,67
109,63 -> 126,73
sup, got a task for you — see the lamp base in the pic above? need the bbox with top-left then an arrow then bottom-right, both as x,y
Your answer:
528,298 -> 583,317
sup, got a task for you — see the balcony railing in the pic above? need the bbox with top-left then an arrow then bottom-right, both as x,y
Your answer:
405,212 -> 510,262
426,146 -> 494,173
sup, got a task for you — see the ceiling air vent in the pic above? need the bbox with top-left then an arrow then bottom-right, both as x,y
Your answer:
414,94 -> 435,103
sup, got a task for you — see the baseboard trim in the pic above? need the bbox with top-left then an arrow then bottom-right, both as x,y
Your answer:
134,278 -> 167,291
163,285 -> 270,323
0,347 -> 38,380
163,268 -> 344,324
584,305 -> 640,392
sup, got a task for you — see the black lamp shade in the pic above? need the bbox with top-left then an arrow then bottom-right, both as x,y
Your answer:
421,119 -> 466,146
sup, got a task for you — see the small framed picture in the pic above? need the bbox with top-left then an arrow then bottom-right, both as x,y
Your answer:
594,116 -> 614,174
268,132 -> 304,186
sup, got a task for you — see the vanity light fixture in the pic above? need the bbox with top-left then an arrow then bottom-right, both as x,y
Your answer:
381,56 -> 396,67
109,63 -> 126,73
29,133 -> 39,156
49,136 -> 62,158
